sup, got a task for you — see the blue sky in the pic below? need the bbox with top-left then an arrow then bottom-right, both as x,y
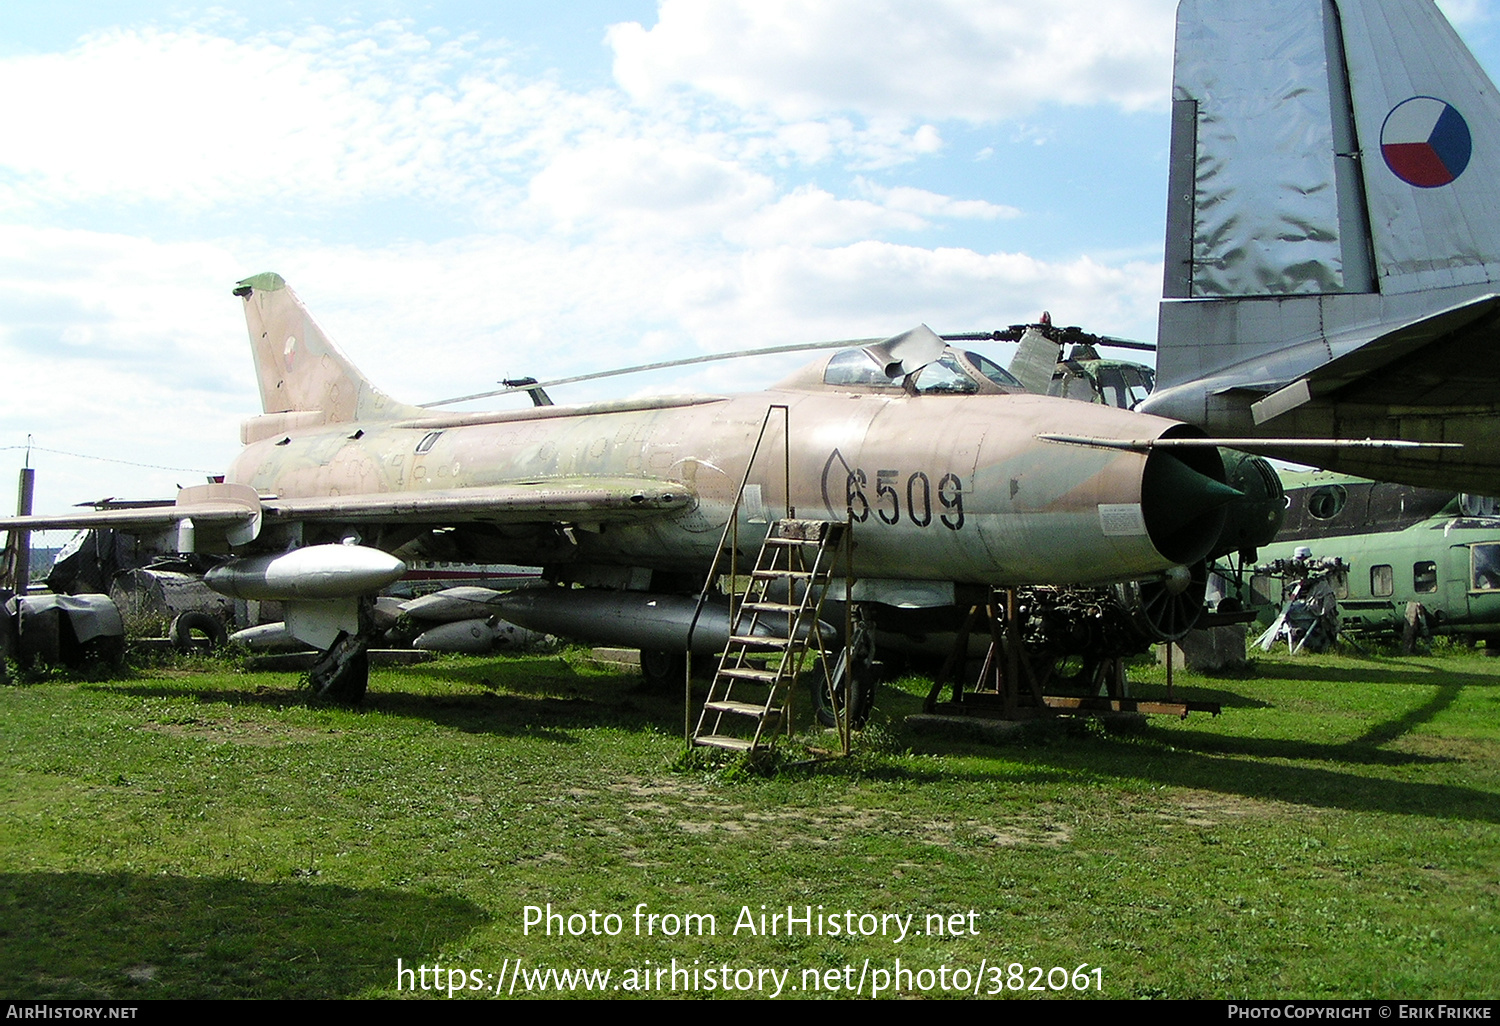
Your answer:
2,0 -> 1496,515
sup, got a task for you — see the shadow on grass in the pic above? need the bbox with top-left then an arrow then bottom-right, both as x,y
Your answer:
859,725 -> 1500,823
83,663 -> 690,740
886,673 -> 1500,824
1248,657 -> 1500,687
1033,735 -> 1500,824
0,871 -> 485,999
1156,679 -> 1467,766
361,687 -> 684,737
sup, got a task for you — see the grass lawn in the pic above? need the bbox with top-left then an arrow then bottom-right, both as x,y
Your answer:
2,644 -> 1497,999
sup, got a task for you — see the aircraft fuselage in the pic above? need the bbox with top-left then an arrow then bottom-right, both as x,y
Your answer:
228,388 -> 1218,587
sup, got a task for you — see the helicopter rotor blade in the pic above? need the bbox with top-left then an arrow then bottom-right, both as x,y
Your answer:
418,324 -> 1155,407
419,336 -> 881,407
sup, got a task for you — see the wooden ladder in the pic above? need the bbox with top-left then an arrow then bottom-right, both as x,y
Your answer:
692,518 -> 845,752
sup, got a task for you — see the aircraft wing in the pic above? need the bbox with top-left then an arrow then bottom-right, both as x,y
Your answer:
0,478 -> 694,540
0,483 -> 261,539
0,503 -> 247,533
260,478 -> 694,525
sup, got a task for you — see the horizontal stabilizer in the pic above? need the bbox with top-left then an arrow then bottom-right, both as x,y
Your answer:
1250,294 -> 1500,420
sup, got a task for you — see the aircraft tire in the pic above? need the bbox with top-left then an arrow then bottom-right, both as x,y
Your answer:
639,649 -> 686,690
170,611 -> 228,653
812,626 -> 879,730
812,667 -> 878,730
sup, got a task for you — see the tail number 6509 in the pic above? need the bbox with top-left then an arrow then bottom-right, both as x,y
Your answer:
844,468 -> 964,531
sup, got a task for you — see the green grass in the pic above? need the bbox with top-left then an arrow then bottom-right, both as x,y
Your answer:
2,646 -> 1497,999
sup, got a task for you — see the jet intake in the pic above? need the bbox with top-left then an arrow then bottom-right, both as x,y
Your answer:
1139,440 -> 1241,566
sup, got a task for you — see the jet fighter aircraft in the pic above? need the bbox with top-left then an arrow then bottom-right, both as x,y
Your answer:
1140,0 -> 1500,494
2,273 -> 1255,701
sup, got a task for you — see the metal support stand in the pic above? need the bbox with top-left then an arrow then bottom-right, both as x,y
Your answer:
924,586 -> 1218,721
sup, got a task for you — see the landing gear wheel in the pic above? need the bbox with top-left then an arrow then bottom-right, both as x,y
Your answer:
639,649 -> 686,690
1116,561 -> 1208,643
307,633 -> 370,704
812,616 -> 879,729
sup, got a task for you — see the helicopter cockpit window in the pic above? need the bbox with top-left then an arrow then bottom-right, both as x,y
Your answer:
1048,369 -> 1093,401
1095,366 -> 1131,408
912,354 -> 980,394
962,351 -> 1023,389
1119,366 -> 1155,408
823,349 -> 900,388
1472,544 -> 1500,590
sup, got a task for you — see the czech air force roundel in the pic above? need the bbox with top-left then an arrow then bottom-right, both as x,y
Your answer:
1381,96 -> 1472,187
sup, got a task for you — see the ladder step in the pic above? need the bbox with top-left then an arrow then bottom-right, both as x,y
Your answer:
719,666 -> 782,683
762,536 -> 824,547
728,634 -> 791,647
695,735 -> 756,751
751,569 -> 813,579
703,700 -> 781,717
772,519 -> 841,542
742,601 -> 803,614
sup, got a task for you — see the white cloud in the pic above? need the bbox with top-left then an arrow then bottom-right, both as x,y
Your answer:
0,226 -> 254,512
608,0 -> 1176,122
527,137 -> 775,233
1437,0 -> 1491,28
730,186 -> 926,246
0,24 -> 596,216
0,10 -> 1170,512
730,242 -> 1159,338
854,179 -> 1019,221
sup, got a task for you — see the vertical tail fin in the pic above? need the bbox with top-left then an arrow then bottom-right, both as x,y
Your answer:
233,272 -> 423,424
1155,0 -> 1500,389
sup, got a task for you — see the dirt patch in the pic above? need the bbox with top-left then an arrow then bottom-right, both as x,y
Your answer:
1153,790 -> 1302,827
137,718 -> 335,747
587,777 -> 1076,850
914,817 -> 1073,848
667,802 -> 1071,849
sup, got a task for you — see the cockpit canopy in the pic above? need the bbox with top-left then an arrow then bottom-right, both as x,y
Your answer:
778,345 -> 1023,395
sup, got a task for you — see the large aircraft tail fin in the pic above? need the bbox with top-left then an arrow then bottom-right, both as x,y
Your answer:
233,272 -> 424,425
1152,0 -> 1500,396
